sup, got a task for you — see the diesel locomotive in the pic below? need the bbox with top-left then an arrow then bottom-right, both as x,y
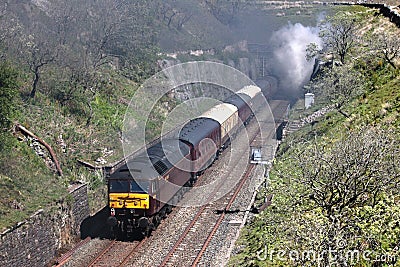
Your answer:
106,85 -> 265,237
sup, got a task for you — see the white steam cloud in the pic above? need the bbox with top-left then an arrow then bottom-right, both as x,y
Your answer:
270,22 -> 322,94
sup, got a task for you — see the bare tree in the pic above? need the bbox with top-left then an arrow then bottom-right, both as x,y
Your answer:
26,39 -> 57,98
203,0 -> 246,26
368,31 -> 399,69
55,42 -> 105,126
320,13 -> 358,65
176,11 -> 193,31
49,0 -> 75,47
309,65 -> 365,118
5,6 -> 62,98
294,127 -> 400,217
73,1 -> 121,69
43,0 -> 158,125
0,2 -> 23,60
159,1 -> 193,30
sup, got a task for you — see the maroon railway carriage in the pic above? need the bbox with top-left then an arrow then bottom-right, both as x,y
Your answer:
224,93 -> 252,125
179,118 -> 221,176
237,85 -> 265,113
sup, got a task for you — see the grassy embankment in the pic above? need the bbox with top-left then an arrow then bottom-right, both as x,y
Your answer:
229,5 -> 400,267
0,67 -> 144,230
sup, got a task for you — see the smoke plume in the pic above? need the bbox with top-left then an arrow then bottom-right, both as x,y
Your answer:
270,22 -> 322,95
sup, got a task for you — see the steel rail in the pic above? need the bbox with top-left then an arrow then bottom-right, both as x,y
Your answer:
191,164 -> 256,266
117,238 -> 147,267
87,240 -> 117,267
159,121 -> 261,267
55,237 -> 91,266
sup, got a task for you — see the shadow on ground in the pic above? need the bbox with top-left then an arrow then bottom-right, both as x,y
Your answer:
80,206 -> 112,239
80,206 -> 144,241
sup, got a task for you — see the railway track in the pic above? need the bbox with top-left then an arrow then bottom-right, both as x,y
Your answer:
55,238 -> 145,267
86,239 -> 145,267
192,164 -> 256,266
55,237 -> 91,266
158,114 -> 264,267
159,163 -> 256,267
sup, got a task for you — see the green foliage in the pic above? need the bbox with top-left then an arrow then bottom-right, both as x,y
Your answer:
0,63 -> 19,131
91,95 -> 123,131
305,42 -> 320,62
119,45 -> 161,83
231,126 -> 400,266
348,66 -> 400,128
351,195 -> 400,253
319,11 -> 361,64
231,9 -> 400,267
310,62 -> 367,119
0,140 -> 66,231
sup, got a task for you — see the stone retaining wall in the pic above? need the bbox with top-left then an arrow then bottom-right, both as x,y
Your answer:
361,3 -> 400,27
336,2 -> 400,27
0,183 -> 89,267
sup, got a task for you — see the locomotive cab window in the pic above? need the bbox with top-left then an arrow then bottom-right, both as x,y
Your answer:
109,180 -> 129,193
109,180 -> 150,193
130,180 -> 149,193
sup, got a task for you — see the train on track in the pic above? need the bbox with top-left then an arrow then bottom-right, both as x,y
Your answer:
106,85 -> 266,238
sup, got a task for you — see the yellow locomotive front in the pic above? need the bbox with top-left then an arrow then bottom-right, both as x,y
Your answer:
107,178 -> 155,238
106,139 -> 193,238
108,180 -> 150,209
109,192 -> 149,209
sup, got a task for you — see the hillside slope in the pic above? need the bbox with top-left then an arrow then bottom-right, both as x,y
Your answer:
0,0 -> 335,231
228,5 -> 400,267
